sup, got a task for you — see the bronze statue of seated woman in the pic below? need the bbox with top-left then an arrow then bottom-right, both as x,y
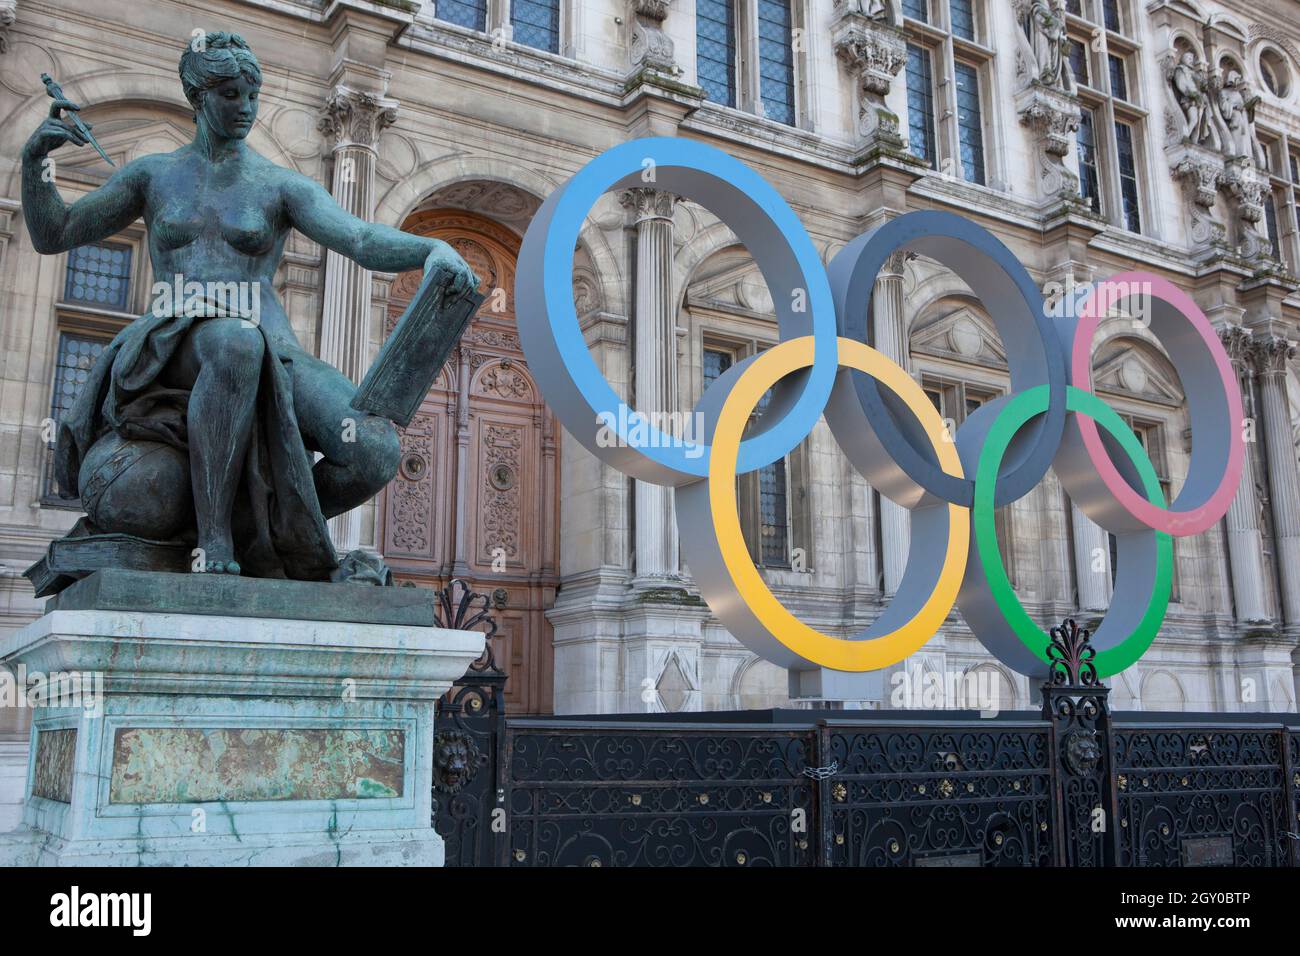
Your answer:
21,32 -> 479,591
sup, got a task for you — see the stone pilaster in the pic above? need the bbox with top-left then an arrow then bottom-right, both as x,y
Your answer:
1253,335 -> 1300,627
622,188 -> 679,582
1219,326 -> 1271,624
873,251 -> 909,597
317,79 -> 398,553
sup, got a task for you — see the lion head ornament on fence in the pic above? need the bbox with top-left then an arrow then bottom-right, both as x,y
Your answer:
516,137 -> 1244,682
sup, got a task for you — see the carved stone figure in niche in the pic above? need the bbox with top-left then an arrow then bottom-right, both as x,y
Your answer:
837,0 -> 895,22
20,33 -> 479,591
1216,68 -> 1268,167
1170,51 -> 1219,149
862,0 -> 895,23
1023,0 -> 1077,95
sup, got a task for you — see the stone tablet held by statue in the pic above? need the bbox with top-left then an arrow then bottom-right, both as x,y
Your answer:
354,265 -> 486,428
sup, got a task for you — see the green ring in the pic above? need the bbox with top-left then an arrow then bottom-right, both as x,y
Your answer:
974,384 -> 1173,677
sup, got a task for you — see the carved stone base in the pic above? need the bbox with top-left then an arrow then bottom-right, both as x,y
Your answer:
0,588 -> 483,866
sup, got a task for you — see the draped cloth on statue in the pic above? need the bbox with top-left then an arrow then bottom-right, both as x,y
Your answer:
54,300 -> 339,581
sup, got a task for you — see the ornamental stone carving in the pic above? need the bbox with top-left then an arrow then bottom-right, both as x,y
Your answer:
832,0 -> 906,147
318,85 -> 399,152
0,0 -> 16,54
1222,156 -> 1272,262
1166,51 -> 1220,151
1016,85 -> 1082,203
1215,69 -> 1267,168
1167,141 -> 1228,259
1010,0 -> 1082,205
1159,45 -> 1274,266
1016,0 -> 1077,96
628,0 -> 678,75
619,187 -> 679,222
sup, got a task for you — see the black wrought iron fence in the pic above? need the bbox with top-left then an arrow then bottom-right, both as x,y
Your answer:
430,600 -> 1300,868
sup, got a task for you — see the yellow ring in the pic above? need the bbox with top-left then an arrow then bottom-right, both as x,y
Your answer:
710,336 -> 969,670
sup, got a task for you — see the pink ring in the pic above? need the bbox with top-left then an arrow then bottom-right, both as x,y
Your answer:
1072,272 -> 1244,536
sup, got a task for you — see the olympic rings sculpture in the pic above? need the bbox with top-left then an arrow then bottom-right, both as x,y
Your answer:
516,137 -> 1245,680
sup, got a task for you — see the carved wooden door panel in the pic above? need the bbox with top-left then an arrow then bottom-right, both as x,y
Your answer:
380,209 -> 558,714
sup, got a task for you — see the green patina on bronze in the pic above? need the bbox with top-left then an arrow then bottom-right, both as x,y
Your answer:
32,728 -> 77,804
109,727 -> 406,804
21,32 -> 481,595
47,569 -> 438,625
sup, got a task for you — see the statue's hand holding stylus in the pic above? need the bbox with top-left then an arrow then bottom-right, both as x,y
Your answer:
23,97 -> 92,161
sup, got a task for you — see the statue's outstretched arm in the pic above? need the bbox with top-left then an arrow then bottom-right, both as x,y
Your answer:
283,171 -> 438,273
21,141 -> 146,256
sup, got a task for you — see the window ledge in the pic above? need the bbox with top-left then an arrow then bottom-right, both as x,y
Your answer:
400,20 -> 626,105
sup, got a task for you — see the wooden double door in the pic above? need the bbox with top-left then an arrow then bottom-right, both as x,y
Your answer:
380,209 -> 558,714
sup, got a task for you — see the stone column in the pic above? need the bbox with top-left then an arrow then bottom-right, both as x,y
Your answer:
874,252 -> 909,596
622,188 -> 679,582
1070,502 -> 1112,611
1219,327 -> 1270,623
317,82 -> 398,553
1254,335 -> 1300,627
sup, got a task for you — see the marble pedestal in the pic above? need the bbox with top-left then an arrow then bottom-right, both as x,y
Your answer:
0,572 -> 483,867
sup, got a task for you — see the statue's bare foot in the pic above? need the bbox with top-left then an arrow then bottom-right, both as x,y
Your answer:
194,539 -> 241,575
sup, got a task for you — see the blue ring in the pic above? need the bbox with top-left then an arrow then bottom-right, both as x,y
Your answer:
528,137 -> 838,478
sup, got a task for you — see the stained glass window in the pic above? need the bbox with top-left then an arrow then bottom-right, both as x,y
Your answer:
1265,194 -> 1281,259
902,0 -> 928,23
64,242 -> 132,312
703,348 -> 732,388
759,457 -> 790,567
1108,54 -> 1128,101
757,0 -> 796,126
950,0 -> 976,41
906,44 -> 937,168
436,0 -> 487,31
45,331 -> 110,500
1068,39 -> 1089,86
1102,0 -> 1121,33
697,0 -> 738,108
954,62 -> 985,185
1076,109 -> 1101,214
1114,120 -> 1141,233
1291,153 -> 1300,229
512,0 -> 560,53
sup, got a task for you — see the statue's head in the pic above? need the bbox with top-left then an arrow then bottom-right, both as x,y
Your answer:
1180,51 -> 1196,67
179,32 -> 263,140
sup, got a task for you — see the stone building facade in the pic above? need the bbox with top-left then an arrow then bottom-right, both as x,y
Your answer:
0,0 -> 1298,795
